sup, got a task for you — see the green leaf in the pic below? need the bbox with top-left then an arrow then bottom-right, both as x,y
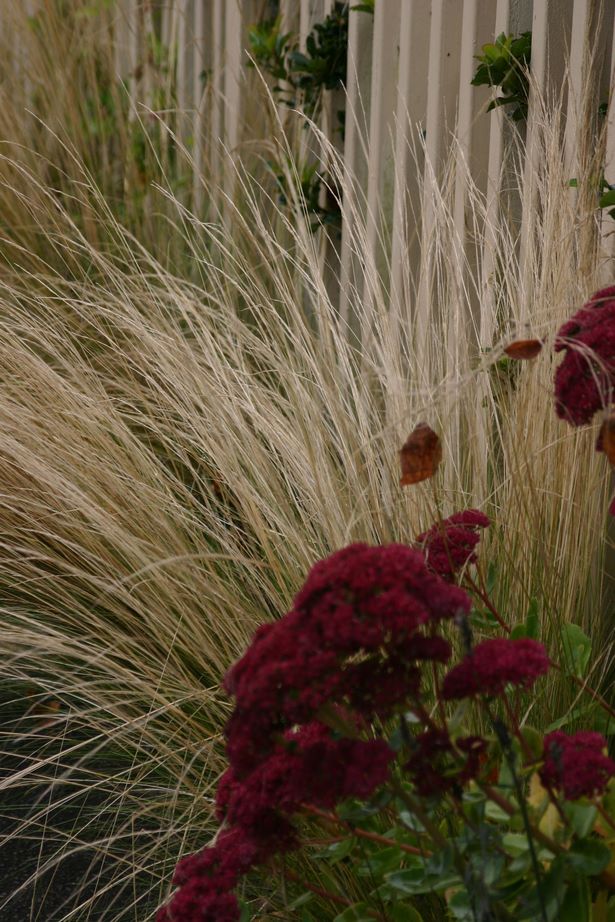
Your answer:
386,867 -> 461,895
518,855 -> 566,920
287,892 -> 313,910
387,906 -> 424,922
525,598 -> 540,638
563,802 -> 597,838
599,189 -> 615,207
561,623 -> 591,678
357,845 -> 419,878
567,838 -> 611,876
503,832 -> 531,856
559,875 -> 590,922
315,836 -> 356,864
448,889 -> 473,920
485,799 -> 512,823
239,899 -> 253,921
333,903 -> 374,922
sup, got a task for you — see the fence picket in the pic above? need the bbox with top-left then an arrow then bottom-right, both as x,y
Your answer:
22,0 -> 614,317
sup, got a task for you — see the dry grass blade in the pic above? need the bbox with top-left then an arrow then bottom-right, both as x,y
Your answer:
0,10 -> 611,919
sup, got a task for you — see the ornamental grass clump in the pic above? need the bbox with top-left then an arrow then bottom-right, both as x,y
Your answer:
159,290 -> 615,921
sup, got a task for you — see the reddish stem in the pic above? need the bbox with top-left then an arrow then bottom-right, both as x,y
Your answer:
301,803 -> 428,857
464,574 -> 511,633
281,867 -> 355,909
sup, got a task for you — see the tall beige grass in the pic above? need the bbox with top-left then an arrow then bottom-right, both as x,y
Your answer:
0,13 -> 612,920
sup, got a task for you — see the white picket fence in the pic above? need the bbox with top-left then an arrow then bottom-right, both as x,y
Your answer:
113,0 -> 615,319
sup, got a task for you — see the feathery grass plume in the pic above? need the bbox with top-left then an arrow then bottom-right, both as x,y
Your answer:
0,31 -> 612,922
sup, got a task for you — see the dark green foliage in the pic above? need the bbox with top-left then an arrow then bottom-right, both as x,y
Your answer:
472,32 -> 532,122
247,2 -> 373,234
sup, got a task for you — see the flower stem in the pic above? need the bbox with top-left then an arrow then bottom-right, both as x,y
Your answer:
300,803 -> 428,856
282,867 -> 356,909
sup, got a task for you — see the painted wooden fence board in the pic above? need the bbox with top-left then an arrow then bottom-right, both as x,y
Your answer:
71,0 -> 615,307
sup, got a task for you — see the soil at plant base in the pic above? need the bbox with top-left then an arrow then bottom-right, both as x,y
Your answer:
0,742 -> 151,920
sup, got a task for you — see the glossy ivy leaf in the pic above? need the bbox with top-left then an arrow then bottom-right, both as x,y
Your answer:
560,622 -> 591,677
567,839 -> 612,876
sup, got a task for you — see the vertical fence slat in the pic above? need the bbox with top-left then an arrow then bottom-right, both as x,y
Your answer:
339,5 -> 374,324
114,0 -> 139,112
479,0 -> 510,351
99,0 -> 615,319
223,0 -> 243,203
602,7 -> 615,258
210,0 -> 225,211
519,0 -> 573,320
193,0 -> 209,213
364,0 -> 401,302
453,0 -> 496,334
390,1 -> 430,309
300,0 -> 323,47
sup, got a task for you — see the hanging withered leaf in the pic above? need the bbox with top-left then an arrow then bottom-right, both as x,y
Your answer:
503,339 -> 543,360
399,423 -> 442,485
597,411 -> 615,465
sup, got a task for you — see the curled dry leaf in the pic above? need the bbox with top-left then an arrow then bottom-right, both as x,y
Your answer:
503,339 -> 543,360
597,411 -> 615,465
400,423 -> 442,486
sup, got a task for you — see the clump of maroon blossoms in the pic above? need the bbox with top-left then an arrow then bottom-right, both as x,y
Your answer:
554,285 -> 615,426
441,637 -> 550,700
159,542 -> 473,921
540,730 -> 615,800
416,509 -> 490,580
225,543 -> 469,773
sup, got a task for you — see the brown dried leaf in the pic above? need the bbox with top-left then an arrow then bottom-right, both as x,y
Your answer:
597,412 -> 615,465
503,339 -> 543,360
400,423 -> 442,486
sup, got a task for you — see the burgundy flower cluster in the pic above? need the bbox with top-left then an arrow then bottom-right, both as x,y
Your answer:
554,285 -> 615,426
159,543 -> 472,920
416,510 -> 490,581
225,543 -> 470,773
441,638 -> 550,700
540,730 -> 615,800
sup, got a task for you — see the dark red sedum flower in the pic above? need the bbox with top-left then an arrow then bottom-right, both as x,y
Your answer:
225,543 -> 470,773
161,544 -> 472,920
554,286 -> 615,426
540,730 -> 615,800
416,510 -> 490,580
441,638 -> 550,699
